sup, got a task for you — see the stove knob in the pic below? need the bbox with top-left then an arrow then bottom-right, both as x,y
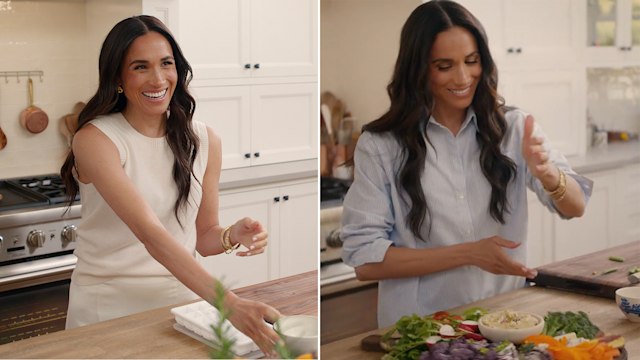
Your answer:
26,230 -> 46,248
325,229 -> 343,248
61,225 -> 77,247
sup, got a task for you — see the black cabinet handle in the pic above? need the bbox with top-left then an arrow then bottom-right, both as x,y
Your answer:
254,152 -> 260,158
244,153 -> 251,159
254,63 -> 260,69
516,47 -> 522,53
283,195 -> 289,201
507,47 -> 514,53
274,197 -> 280,202
244,63 -> 251,69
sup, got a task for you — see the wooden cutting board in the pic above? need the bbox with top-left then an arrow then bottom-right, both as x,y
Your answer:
534,241 -> 640,299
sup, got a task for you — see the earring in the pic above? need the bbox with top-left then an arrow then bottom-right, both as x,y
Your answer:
117,86 -> 123,94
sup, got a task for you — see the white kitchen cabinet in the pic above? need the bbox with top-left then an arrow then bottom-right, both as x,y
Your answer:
455,0 -> 587,157
191,83 -> 317,169
526,164 -> 640,265
554,170 -> 616,261
455,0 -> 584,70
197,188 -> 273,289
586,0 -> 640,67
500,69 -> 586,157
197,178 -> 317,288
146,0 -> 317,81
612,163 -> 640,246
274,181 -> 319,277
526,192 -> 554,267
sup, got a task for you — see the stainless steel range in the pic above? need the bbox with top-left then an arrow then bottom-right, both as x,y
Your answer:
0,174 -> 80,344
320,177 -> 361,292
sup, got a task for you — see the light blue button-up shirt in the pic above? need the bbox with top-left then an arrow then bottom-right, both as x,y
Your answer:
341,108 -> 593,327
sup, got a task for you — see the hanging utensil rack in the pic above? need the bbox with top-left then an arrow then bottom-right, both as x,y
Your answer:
0,70 -> 44,83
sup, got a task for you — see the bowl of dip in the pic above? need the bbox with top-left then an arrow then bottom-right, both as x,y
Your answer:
478,310 -> 544,344
274,315 -> 318,356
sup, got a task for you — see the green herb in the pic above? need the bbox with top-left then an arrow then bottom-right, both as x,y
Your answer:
462,307 -> 488,321
519,342 -> 535,353
628,266 -> 640,275
209,281 -> 236,359
381,314 -> 441,360
542,311 -> 600,339
495,340 -> 512,352
609,256 -> 625,262
592,268 -> 617,276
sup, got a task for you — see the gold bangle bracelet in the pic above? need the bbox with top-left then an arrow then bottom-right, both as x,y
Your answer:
221,226 -> 233,253
545,169 -> 567,202
221,225 -> 240,254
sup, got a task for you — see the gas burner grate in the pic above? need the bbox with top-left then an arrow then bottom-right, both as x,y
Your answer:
0,174 -> 80,212
15,176 -> 75,204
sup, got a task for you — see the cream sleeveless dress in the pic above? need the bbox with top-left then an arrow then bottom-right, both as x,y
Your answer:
66,113 -> 208,328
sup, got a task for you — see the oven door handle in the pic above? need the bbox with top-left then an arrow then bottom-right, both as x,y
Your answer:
0,254 -> 76,292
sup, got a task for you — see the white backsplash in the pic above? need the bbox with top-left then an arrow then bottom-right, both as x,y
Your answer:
587,67 -> 640,134
0,0 -> 139,179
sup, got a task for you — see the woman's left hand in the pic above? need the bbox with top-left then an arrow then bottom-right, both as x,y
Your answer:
522,115 -> 560,188
231,217 -> 268,256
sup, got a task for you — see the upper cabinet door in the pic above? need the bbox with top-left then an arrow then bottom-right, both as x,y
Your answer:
501,0 -> 582,69
249,0 -> 318,78
250,83 -> 318,166
178,0 -> 252,80
156,0 -> 318,81
190,85 -> 253,170
586,0 -> 640,66
456,0 -> 583,70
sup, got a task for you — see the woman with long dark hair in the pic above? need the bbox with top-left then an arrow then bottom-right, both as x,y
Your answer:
341,0 -> 592,327
60,15 -> 280,354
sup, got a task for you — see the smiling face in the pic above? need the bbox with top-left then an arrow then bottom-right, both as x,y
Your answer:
120,31 -> 177,123
428,26 -> 482,121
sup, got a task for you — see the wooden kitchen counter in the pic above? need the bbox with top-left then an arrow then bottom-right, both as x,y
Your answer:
321,285 -> 639,359
0,271 -> 317,359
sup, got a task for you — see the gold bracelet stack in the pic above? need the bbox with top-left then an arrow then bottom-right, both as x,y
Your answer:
544,169 -> 567,202
220,225 -> 241,254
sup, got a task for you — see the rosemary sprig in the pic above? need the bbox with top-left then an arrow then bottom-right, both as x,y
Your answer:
210,280 -> 236,359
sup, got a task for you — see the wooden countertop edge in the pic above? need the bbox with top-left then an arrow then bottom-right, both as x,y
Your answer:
0,271 -> 318,359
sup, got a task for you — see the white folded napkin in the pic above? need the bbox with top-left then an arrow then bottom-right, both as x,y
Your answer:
171,300 -> 261,357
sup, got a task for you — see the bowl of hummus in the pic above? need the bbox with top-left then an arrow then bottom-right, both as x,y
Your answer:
478,310 -> 544,344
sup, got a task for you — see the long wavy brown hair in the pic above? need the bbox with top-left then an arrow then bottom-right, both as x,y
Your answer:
60,15 -> 198,225
364,0 -> 516,240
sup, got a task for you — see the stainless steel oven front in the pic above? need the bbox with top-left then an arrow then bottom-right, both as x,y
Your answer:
0,175 -> 80,344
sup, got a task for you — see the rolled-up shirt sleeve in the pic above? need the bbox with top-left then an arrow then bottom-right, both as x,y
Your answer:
341,132 -> 395,268
519,113 -> 594,219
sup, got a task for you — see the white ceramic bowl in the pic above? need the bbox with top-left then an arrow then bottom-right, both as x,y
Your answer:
274,315 -> 318,356
615,286 -> 640,322
478,311 -> 544,344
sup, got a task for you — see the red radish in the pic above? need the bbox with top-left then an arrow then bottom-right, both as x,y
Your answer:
433,311 -> 449,320
462,332 -> 485,341
439,324 -> 456,338
425,335 -> 442,347
458,320 -> 479,333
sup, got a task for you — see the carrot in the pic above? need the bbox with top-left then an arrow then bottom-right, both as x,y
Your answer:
523,335 -> 621,360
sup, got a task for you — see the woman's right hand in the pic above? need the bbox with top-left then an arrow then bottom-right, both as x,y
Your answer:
469,236 -> 538,279
225,293 -> 282,357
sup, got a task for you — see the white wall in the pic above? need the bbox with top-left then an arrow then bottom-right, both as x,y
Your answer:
0,0 -> 139,179
320,0 -> 420,130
